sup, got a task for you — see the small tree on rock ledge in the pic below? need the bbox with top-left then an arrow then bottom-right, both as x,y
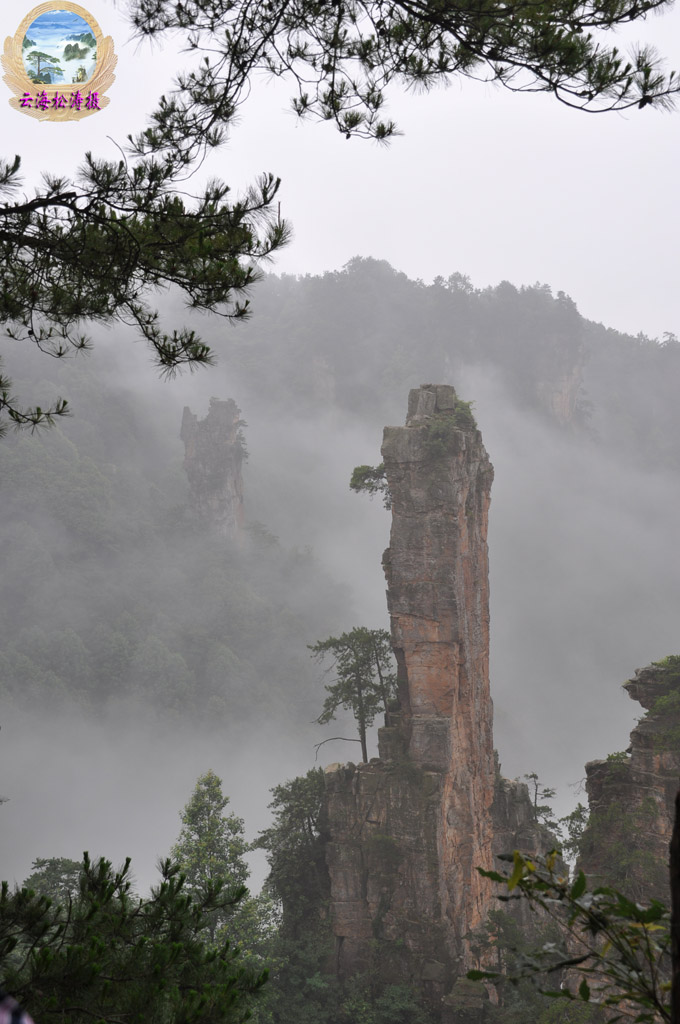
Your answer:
309,627 -> 397,763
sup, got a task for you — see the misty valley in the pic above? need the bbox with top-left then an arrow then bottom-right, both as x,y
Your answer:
2,259 -> 680,1023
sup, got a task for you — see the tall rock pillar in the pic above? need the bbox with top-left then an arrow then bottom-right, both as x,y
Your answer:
180,397 -> 246,539
579,658 -> 680,904
324,385 -> 496,1011
382,383 -> 496,944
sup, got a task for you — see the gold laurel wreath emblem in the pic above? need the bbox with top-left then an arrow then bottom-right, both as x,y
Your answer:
2,1 -> 116,121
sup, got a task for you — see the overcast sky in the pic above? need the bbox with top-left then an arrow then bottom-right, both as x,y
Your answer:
2,0 -> 679,339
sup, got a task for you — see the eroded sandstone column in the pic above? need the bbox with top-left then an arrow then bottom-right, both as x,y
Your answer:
180,397 -> 246,539
382,384 -> 496,947
579,659 -> 680,904
324,385 -> 496,1009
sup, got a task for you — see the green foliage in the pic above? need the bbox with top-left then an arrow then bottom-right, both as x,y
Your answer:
639,656 -> 680,749
253,770 -> 335,1023
535,1002 -> 605,1024
387,757 -> 426,787
21,858 -> 82,903
24,51 -> 63,84
0,143 -> 287,433
650,692 -> 680,715
170,771 -> 278,983
517,772 -> 664,898
2,852 -> 266,1024
524,771 -> 559,832
472,850 -> 670,1024
349,463 -> 391,510
366,834 -> 401,866
63,43 -> 90,60
422,403 -> 476,458
212,261 -> 680,474
255,770 -> 436,1024
128,0 -> 679,169
467,907 -> 604,1024
505,773 -> 588,866
652,654 -> 680,676
578,796 -> 667,902
67,33 -> 96,47
0,370 -> 348,726
603,751 -> 631,778
310,627 -> 397,763
557,803 -> 590,863
256,769 -> 328,930
337,980 -> 434,1024
172,770 -> 250,893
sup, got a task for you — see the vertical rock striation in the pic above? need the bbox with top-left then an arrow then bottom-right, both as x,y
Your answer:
382,384 -> 496,949
535,360 -> 584,427
180,397 -> 246,539
579,658 -> 680,903
324,385 -> 496,1009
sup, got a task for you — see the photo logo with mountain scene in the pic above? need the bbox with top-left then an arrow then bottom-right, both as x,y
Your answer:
2,2 -> 116,120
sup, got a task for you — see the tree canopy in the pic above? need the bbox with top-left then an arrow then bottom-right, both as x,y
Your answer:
128,0 -> 679,157
349,463 -> 391,509
256,768 -> 329,929
1,852 -> 266,1024
172,770 -> 250,895
0,152 -> 287,435
21,857 -> 82,904
310,626 -> 397,762
25,51 -> 63,83
170,771 -> 278,978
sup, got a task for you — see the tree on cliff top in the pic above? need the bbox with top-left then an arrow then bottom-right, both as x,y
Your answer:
256,768 -> 328,930
310,627 -> 396,763
24,51 -> 63,83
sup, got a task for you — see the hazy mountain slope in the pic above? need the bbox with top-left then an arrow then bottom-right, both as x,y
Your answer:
1,258 -> 678,893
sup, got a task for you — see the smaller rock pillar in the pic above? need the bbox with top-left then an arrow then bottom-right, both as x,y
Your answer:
180,397 -> 246,539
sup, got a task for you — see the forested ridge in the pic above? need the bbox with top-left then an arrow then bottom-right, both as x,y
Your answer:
2,257 -> 679,720
2,259 -> 680,1024
223,258 -> 680,471
0,336 -> 349,724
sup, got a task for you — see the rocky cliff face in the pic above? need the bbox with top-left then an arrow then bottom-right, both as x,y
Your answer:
579,658 -> 680,903
180,398 -> 246,539
383,385 -> 496,953
535,358 -> 584,427
491,764 -> 555,865
324,385 -> 497,1011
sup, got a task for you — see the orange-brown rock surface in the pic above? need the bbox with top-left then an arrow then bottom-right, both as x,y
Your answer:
535,357 -> 584,426
324,385 -> 497,1010
180,397 -> 246,539
579,658 -> 680,903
